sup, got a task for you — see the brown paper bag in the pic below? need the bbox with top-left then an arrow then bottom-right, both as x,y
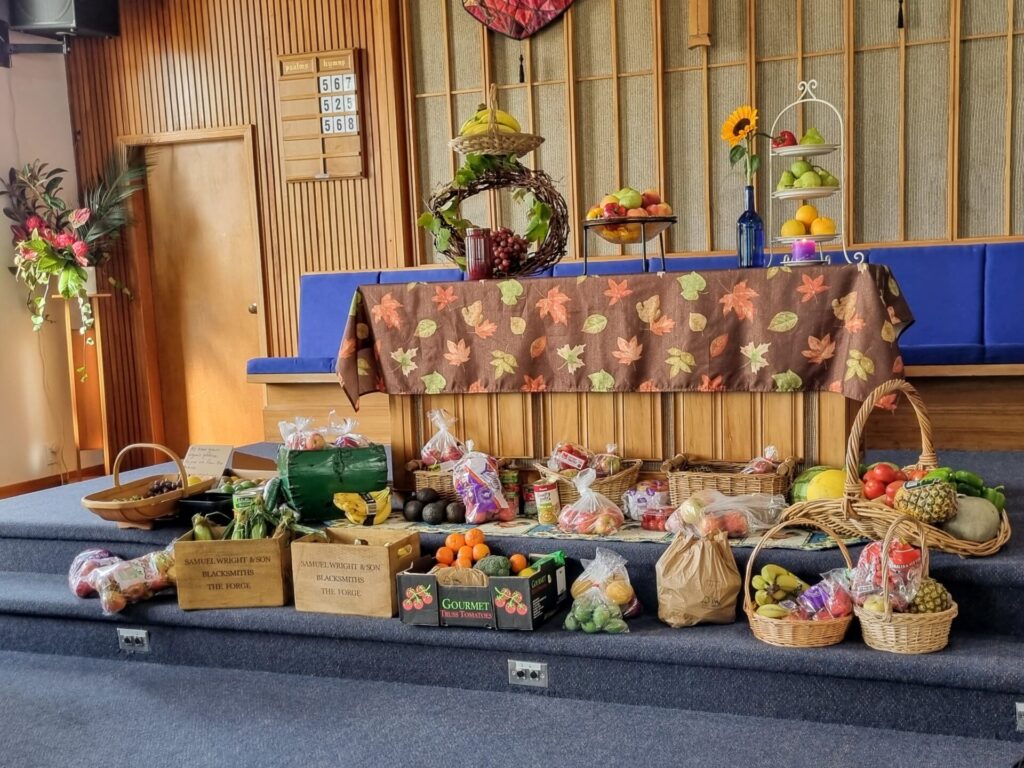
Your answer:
656,531 -> 740,627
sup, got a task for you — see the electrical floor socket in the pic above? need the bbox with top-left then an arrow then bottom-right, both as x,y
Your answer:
117,628 -> 150,654
507,660 -> 548,688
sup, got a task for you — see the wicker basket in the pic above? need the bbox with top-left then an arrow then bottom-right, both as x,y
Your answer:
448,85 -> 544,158
533,459 -> 641,511
412,468 -> 459,504
81,443 -> 216,530
662,454 -> 798,507
743,517 -> 855,648
854,515 -> 958,654
783,379 -> 1011,557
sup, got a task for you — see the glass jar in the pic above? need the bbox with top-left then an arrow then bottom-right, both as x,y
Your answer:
465,227 -> 493,281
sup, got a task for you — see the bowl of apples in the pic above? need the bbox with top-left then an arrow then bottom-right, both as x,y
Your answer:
584,187 -> 675,245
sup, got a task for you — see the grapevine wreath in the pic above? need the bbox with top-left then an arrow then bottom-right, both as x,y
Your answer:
418,153 -> 569,277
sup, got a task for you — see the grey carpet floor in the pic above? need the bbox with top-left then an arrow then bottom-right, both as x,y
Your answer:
0,650 -> 1020,768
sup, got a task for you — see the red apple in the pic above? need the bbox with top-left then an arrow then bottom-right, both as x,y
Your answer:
646,202 -> 673,217
641,189 -> 661,207
599,194 -> 619,208
626,207 -> 649,217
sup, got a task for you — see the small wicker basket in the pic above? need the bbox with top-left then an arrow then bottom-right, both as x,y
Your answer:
661,454 -> 798,508
854,515 -> 958,654
743,517 -> 855,648
412,468 -> 459,504
448,85 -> 544,158
533,459 -> 641,511
81,443 -> 216,530
783,378 -> 1011,557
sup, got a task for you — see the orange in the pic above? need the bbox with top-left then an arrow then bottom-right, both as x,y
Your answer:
445,532 -> 466,552
472,543 -> 490,561
465,528 -> 486,547
458,545 -> 474,562
435,546 -> 455,566
456,555 -> 473,569
509,554 -> 528,574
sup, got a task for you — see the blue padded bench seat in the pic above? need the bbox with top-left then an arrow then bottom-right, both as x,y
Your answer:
379,267 -> 464,284
868,244 -> 986,366
247,270 -> 378,376
983,242 -> 1024,364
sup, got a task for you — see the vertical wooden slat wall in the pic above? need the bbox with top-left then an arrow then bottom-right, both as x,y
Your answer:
64,0 -> 410,461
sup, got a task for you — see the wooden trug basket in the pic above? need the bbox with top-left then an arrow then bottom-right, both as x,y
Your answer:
81,443 -> 216,530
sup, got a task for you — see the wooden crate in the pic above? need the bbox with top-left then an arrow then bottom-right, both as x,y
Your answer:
292,528 -> 420,617
175,527 -> 291,610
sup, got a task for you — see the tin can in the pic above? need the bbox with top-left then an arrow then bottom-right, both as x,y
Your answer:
534,481 -> 561,525
233,488 -> 265,520
500,469 -> 521,517
522,483 -> 537,518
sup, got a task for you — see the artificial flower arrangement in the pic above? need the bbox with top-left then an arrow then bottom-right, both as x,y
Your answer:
721,104 -> 761,184
1,159 -> 145,331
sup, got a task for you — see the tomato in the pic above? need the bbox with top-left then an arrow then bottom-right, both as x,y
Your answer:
868,464 -> 898,484
886,480 -> 906,495
894,471 -> 908,482
906,469 -> 928,481
863,479 -> 887,499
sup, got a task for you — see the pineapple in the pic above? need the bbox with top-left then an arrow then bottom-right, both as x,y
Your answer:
909,578 -> 952,614
894,480 -> 958,524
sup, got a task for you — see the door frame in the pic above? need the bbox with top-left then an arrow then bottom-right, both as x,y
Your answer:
117,125 -> 269,452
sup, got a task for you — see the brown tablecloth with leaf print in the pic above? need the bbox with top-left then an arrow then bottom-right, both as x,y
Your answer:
337,263 -> 913,407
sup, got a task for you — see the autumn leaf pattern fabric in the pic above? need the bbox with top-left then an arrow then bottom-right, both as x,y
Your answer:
337,264 -> 912,408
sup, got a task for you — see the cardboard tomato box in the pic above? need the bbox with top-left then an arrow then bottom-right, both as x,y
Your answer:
397,550 -> 568,630
175,527 -> 291,610
292,528 -> 420,617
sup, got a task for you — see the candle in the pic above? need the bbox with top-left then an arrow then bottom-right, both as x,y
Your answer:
791,238 -> 818,262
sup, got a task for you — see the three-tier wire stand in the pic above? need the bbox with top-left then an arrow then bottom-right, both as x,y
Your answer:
766,80 -> 865,267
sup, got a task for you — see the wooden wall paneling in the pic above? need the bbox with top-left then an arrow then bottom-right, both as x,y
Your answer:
389,395 -> 418,487
541,393 -> 584,455
1003,0 -> 1015,235
760,393 -> 801,461
618,393 -> 664,460
720,392 -> 757,460
673,391 -> 716,459
815,391 -> 854,467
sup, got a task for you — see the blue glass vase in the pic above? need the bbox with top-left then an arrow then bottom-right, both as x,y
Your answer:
736,185 -> 765,268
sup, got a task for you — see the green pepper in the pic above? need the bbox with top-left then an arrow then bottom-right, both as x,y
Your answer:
956,482 -> 981,497
952,470 -> 984,489
924,468 -> 953,482
982,486 -> 1006,512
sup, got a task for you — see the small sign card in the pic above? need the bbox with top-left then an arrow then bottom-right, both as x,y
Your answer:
183,444 -> 233,479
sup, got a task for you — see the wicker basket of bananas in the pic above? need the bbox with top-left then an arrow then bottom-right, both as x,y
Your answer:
782,379 -> 1011,557
449,84 -> 543,158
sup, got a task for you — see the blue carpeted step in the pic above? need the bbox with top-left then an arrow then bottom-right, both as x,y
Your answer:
3,649 -> 1019,768
1,570 -> 1023,742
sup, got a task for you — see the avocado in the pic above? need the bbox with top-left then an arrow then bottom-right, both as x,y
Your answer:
403,500 -> 424,522
416,488 -> 441,505
422,501 -> 447,525
445,501 -> 466,524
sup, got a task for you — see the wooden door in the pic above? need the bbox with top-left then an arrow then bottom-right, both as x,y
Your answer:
143,134 -> 265,454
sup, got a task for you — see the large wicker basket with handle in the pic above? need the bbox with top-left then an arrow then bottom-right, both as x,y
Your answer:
854,515 -> 958,654
744,517 -> 855,648
81,443 -> 216,530
661,454 -> 798,507
783,379 -> 1011,557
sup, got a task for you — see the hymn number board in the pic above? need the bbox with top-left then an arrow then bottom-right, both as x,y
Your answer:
275,49 -> 364,182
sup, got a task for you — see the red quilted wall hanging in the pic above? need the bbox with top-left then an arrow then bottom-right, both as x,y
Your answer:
462,0 -> 575,40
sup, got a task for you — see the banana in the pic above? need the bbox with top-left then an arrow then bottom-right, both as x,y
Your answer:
752,575 -> 768,591
761,564 -> 788,583
756,604 -> 790,619
754,589 -> 771,606
458,108 -> 522,136
775,573 -> 802,592
771,589 -> 787,601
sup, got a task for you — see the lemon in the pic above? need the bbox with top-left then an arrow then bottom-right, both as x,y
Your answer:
780,219 -> 806,237
187,475 -> 204,486
794,204 -> 819,227
810,216 -> 837,236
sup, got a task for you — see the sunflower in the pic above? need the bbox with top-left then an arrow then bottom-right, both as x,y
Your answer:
721,105 -> 758,147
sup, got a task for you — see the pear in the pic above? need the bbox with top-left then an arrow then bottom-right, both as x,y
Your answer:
790,160 -> 812,177
800,127 -> 825,145
798,170 -> 822,188
777,171 -> 796,190
823,174 -> 840,187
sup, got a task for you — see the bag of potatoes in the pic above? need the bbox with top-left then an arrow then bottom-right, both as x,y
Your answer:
656,531 -> 740,627
570,547 -> 641,619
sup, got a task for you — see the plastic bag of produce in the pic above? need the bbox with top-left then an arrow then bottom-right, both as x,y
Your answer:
563,587 -> 629,634
850,540 -> 923,610
327,412 -> 371,448
420,408 -> 467,469
87,546 -> 176,615
278,415 -> 326,450
557,470 -> 624,535
453,449 -> 510,524
622,480 -> 670,522
571,547 -> 642,618
783,569 -> 854,621
68,549 -> 123,598
740,445 -> 782,475
590,443 -> 622,478
546,441 -> 592,473
655,531 -> 740,627
665,489 -> 785,538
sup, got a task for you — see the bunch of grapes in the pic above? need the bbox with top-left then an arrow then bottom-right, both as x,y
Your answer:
147,478 -> 182,498
490,227 -> 530,275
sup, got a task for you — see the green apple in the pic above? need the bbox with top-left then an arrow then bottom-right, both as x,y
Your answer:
776,171 -> 796,190
800,126 -> 825,145
790,160 -> 813,177
798,170 -> 822,188
862,595 -> 887,613
615,187 -> 643,210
